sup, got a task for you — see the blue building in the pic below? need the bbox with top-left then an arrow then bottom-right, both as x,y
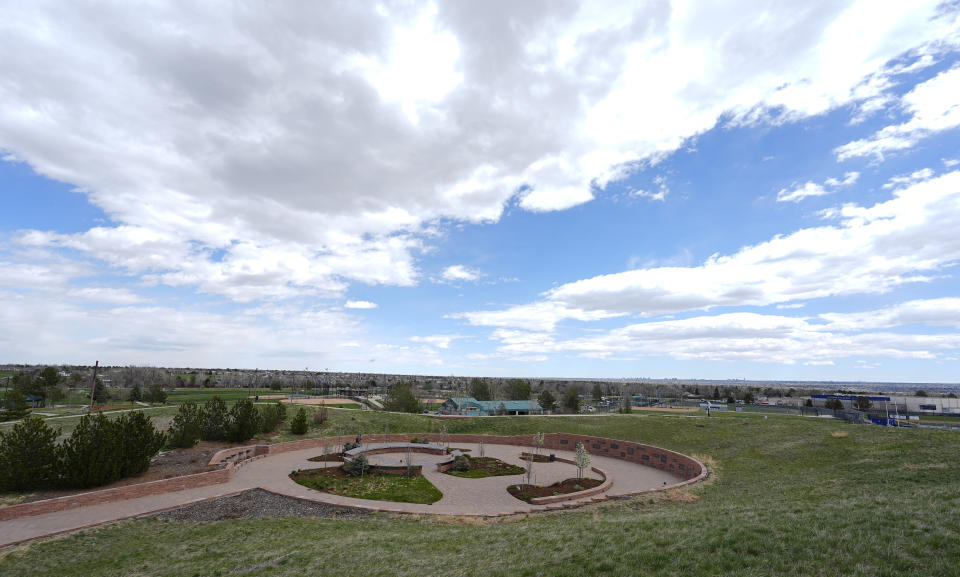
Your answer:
439,397 -> 543,416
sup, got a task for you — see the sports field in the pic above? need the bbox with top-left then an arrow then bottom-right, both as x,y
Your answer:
1,410 -> 957,576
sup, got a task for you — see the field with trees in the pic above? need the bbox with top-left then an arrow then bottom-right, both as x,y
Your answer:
1,409 -> 958,576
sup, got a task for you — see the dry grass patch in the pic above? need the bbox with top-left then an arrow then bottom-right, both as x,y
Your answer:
663,489 -> 699,503
831,431 -> 849,438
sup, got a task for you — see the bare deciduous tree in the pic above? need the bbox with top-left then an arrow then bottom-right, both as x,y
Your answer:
574,442 -> 591,480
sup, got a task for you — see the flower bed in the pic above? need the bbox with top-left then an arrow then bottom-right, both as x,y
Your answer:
444,456 -> 525,478
307,452 -> 346,462
290,467 -> 442,504
507,478 -> 604,503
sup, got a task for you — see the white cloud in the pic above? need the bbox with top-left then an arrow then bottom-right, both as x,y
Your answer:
882,167 -> 934,189
777,182 -> 828,203
630,175 -> 670,202
818,297 -> 960,331
824,171 -> 860,187
777,171 -> 860,202
1,2 -> 957,302
836,65 -> 960,161
66,287 -> 145,305
345,300 -> 378,309
437,265 -> 482,283
486,310 -> 960,364
410,334 -> 462,349
461,171 -> 960,329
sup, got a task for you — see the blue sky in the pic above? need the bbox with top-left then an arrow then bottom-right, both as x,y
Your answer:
1,2 -> 960,382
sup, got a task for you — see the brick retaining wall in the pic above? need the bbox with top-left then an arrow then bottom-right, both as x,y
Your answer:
269,433 -> 705,484
0,432 -> 705,522
0,467 -> 232,522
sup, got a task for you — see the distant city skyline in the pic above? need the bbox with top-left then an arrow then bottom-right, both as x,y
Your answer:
2,2 -> 960,381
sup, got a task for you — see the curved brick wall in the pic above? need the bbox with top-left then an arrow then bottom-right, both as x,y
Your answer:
268,433 -> 705,484
0,432 -> 705,522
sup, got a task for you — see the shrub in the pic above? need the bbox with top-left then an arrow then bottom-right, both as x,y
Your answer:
275,401 -> 287,421
59,413 -> 124,488
343,441 -> 360,451
143,383 -> 167,404
452,455 -> 470,472
825,399 -> 844,411
201,397 -> 230,441
167,402 -> 203,448
1,389 -> 30,422
228,399 -> 263,443
260,404 -> 282,433
313,405 -> 327,425
289,407 -> 309,435
117,411 -> 165,477
0,415 -> 60,491
343,454 -> 370,477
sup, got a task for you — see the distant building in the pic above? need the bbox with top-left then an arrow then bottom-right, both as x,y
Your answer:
439,397 -> 543,416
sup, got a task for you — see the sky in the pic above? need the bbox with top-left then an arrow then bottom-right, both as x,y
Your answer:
1,1 -> 960,382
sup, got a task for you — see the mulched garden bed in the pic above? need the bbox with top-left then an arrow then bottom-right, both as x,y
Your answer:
308,452 -> 346,462
507,478 -> 603,503
445,456 -> 525,478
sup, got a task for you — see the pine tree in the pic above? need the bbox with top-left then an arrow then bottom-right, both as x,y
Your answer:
290,407 -> 308,435
59,414 -> 123,488
167,402 -> 203,448
117,411 -> 165,477
228,399 -> 262,442
201,397 -> 230,441
0,415 -> 60,490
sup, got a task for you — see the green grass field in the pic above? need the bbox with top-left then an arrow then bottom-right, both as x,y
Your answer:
166,388 -> 277,403
292,469 -> 443,504
1,410 -> 958,576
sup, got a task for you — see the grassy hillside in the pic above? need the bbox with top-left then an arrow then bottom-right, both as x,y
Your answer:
2,411 -> 958,576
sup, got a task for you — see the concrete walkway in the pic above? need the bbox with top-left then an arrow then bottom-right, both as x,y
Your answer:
0,442 -> 681,547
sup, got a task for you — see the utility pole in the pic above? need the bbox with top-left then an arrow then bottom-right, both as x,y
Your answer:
88,360 -> 99,411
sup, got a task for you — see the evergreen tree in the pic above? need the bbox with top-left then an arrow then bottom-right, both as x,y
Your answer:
146,383 -> 167,404
384,382 -> 421,413
1,389 -> 30,421
537,389 -> 556,412
201,397 -> 230,441
562,387 -> 581,413
469,378 -> 491,401
116,411 -> 165,477
167,402 -> 203,448
289,407 -> 308,435
59,413 -> 123,488
228,399 -> 262,442
92,379 -> 109,405
504,379 -> 532,400
592,383 -> 603,403
260,404 -> 281,433
129,384 -> 142,403
0,415 -> 60,491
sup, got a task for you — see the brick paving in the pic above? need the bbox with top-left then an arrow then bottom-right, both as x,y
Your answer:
0,440 -> 686,547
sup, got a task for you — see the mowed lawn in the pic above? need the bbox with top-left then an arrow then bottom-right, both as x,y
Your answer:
1,411 -> 958,576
